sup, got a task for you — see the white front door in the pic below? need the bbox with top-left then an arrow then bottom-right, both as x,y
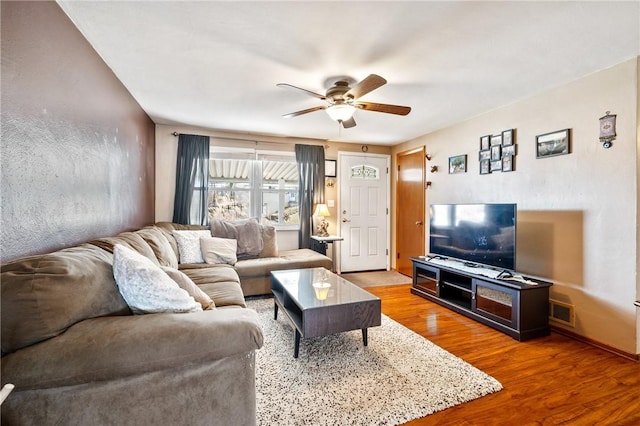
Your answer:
338,153 -> 389,273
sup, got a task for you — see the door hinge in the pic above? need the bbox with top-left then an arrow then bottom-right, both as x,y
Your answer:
397,252 -> 400,259
397,165 -> 400,172
386,207 -> 389,215
386,249 -> 389,255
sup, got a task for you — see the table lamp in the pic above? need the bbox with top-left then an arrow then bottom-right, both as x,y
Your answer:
314,203 -> 331,237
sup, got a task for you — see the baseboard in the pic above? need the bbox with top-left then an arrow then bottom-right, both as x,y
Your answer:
551,325 -> 639,362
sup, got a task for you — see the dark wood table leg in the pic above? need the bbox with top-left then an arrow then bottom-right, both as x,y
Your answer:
274,302 -> 278,320
362,328 -> 368,346
294,330 -> 301,358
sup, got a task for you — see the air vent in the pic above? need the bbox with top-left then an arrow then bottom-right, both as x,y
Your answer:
549,299 -> 575,327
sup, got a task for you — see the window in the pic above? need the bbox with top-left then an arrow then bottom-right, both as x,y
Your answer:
208,148 -> 299,227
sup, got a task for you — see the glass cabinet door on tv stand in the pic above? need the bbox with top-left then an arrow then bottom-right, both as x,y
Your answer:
473,280 -> 518,329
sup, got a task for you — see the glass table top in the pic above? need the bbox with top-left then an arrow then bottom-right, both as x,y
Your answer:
271,267 -> 379,310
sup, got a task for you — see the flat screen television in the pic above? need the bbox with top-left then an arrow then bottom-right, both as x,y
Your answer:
429,203 -> 516,270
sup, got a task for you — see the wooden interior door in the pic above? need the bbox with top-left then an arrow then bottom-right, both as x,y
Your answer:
396,147 -> 425,276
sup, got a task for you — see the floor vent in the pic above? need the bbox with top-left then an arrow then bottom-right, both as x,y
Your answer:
549,299 -> 575,327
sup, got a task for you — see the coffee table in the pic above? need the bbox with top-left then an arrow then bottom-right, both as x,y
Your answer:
270,267 -> 381,358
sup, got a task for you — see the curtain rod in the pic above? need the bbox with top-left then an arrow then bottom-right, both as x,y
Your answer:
172,131 -> 329,149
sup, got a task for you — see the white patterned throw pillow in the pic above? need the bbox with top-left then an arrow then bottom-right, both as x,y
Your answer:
172,230 -> 211,264
113,244 -> 202,314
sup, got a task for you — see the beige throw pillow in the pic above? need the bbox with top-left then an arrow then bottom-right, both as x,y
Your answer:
259,225 -> 278,258
113,244 -> 202,314
172,230 -> 211,264
161,267 -> 215,310
200,237 -> 238,265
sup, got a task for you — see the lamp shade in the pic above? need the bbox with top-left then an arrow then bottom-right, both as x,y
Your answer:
314,203 -> 331,217
325,104 -> 355,122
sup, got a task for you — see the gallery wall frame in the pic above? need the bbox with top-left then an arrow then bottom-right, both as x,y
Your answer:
502,129 -> 514,146
480,135 -> 491,150
536,129 -> 571,159
502,155 -> 514,172
478,128 -> 517,174
480,160 -> 490,175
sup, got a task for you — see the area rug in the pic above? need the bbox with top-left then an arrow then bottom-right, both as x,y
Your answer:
248,298 -> 502,426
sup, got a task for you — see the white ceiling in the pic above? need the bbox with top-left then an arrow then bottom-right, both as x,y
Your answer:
57,1 -> 639,146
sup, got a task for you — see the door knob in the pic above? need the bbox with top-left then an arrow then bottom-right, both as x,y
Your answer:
342,218 -> 351,223
415,221 -> 423,225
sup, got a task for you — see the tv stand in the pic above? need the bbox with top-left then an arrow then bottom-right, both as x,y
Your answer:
410,257 -> 552,341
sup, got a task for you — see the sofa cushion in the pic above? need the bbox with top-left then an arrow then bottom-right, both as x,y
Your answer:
136,226 -> 179,268
161,266 -> 215,310
200,236 -> 237,265
179,265 -> 246,307
0,308 -> 263,390
89,232 -> 160,266
210,218 -> 263,258
1,244 -> 130,354
172,230 -> 211,264
234,248 -> 333,278
196,282 -> 247,308
259,225 -> 278,258
113,245 -> 202,314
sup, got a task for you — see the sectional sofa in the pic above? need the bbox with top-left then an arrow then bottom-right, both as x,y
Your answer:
0,221 -> 331,425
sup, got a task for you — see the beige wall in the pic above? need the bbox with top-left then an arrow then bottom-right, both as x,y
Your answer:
155,125 -> 390,250
392,58 -> 639,355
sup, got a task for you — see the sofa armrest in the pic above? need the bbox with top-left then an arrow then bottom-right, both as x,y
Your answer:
1,308 -> 264,390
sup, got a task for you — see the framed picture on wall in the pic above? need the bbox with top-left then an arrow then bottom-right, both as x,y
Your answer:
490,144 -> 502,161
490,160 -> 502,172
536,129 -> 570,158
480,160 -> 490,175
479,150 -> 491,161
502,155 -> 514,172
448,154 -> 467,174
490,134 -> 503,146
480,135 -> 491,150
502,144 -> 517,157
325,159 -> 337,177
502,129 -> 514,146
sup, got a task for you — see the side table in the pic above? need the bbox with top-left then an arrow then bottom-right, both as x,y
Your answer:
310,235 -> 343,273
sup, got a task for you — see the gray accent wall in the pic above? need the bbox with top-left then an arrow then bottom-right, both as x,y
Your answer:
1,1 -> 155,263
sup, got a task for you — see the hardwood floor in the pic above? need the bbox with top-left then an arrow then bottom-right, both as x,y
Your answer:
365,284 -> 640,426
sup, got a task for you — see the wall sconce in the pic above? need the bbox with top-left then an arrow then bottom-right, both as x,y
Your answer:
326,179 -> 335,188
599,111 -> 616,149
430,165 -> 438,173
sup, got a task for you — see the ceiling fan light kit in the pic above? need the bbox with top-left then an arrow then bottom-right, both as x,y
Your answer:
326,104 -> 356,122
277,74 -> 411,129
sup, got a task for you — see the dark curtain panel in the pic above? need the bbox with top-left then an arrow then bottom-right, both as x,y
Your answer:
295,144 -> 325,248
172,134 -> 210,225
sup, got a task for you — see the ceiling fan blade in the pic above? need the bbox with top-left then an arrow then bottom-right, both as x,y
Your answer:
356,102 -> 411,116
277,83 -> 326,100
345,74 -> 387,100
341,117 -> 357,128
282,105 -> 326,118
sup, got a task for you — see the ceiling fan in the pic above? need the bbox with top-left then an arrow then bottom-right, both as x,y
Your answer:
277,74 -> 411,128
